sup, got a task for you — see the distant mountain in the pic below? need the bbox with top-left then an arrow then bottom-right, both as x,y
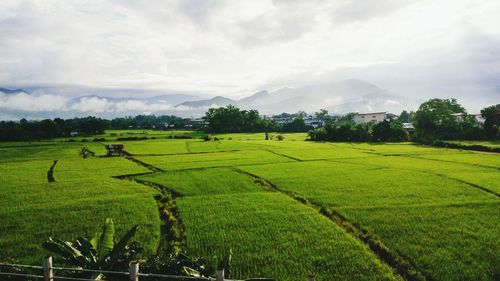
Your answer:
176,96 -> 236,108
0,87 -> 30,95
146,94 -> 202,104
0,79 -> 423,120
171,79 -> 420,114
237,90 -> 270,107
235,79 -> 420,114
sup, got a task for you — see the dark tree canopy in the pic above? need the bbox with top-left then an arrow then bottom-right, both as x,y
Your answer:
413,98 -> 470,141
0,115 -> 188,141
204,105 -> 267,133
398,110 -> 413,123
481,104 -> 500,140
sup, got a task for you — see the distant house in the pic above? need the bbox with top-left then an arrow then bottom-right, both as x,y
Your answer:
304,115 -> 322,128
272,113 -> 294,125
402,123 -> 415,130
185,118 -> 207,128
352,112 -> 396,124
451,113 -> 485,125
473,114 -> 486,124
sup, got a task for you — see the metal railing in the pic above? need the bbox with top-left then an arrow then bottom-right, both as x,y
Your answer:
0,257 -> 290,281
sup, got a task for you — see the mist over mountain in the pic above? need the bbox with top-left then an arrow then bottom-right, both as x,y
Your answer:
0,78 -> 490,121
177,96 -> 236,108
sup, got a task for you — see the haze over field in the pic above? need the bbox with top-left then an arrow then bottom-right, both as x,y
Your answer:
1,0 -> 499,119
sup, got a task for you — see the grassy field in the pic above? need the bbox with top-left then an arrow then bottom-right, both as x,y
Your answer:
0,141 -> 160,264
1,131 -> 499,280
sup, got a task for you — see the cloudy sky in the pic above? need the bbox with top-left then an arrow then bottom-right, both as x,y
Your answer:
0,0 -> 499,117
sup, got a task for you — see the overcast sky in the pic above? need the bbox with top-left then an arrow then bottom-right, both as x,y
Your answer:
0,0 -> 499,109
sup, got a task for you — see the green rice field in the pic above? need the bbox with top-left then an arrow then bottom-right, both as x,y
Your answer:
0,132 -> 498,281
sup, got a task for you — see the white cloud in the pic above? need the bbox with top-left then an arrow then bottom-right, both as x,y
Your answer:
0,92 -> 68,111
0,92 -> 180,114
0,0 -> 498,111
70,96 -> 111,112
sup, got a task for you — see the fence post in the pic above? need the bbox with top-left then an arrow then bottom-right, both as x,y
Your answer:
43,256 -> 53,281
130,262 -> 139,281
308,275 -> 315,281
216,268 -> 224,281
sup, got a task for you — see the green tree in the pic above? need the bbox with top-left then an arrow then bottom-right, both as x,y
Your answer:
315,109 -> 331,125
481,104 -> 500,140
413,98 -> 465,141
282,117 -> 309,132
372,120 -> 407,142
204,105 -> 266,133
398,110 -> 413,123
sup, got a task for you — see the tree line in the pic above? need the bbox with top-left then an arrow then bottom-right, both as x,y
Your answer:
1,99 -> 498,142
203,105 -> 315,133
204,99 -> 499,142
0,115 -> 187,141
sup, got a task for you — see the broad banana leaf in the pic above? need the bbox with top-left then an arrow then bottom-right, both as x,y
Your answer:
43,237 -> 83,262
75,237 -> 98,264
104,224 -> 139,267
90,218 -> 115,261
183,266 -> 201,277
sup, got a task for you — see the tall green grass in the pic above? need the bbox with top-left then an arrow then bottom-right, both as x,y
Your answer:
178,192 -> 397,281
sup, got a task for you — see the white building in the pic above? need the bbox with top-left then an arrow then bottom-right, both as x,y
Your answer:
304,115 -> 322,128
271,113 -> 294,125
451,113 -> 485,124
352,112 -> 396,124
402,123 -> 415,130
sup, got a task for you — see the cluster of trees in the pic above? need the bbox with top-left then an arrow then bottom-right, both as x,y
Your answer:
482,104 -> 500,139
309,99 -> 499,143
308,120 -> 407,142
0,115 -> 188,141
204,105 -> 270,133
110,115 -> 186,130
1,100 -> 497,143
413,99 -> 499,142
203,106 -> 318,133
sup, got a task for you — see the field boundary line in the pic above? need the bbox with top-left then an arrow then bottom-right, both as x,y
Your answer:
264,149 -> 303,161
118,152 -> 187,254
126,160 -> 298,173
402,154 -> 500,171
123,151 -> 164,172
327,157 -> 500,198
231,167 -> 430,281
433,173 -> 500,198
113,171 -> 156,179
119,174 -> 186,254
122,149 -> 243,157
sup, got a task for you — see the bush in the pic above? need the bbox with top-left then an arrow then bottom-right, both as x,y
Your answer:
431,140 -> 500,153
276,135 -> 285,141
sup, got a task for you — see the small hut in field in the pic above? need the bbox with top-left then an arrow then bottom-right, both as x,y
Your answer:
105,144 -> 124,156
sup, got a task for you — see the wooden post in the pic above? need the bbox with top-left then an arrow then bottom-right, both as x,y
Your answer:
308,275 -> 315,281
129,262 -> 139,281
216,268 -> 224,281
43,256 -> 53,281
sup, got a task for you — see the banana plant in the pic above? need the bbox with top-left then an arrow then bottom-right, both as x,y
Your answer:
43,218 -> 141,279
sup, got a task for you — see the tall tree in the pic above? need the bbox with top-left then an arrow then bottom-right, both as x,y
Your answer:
398,110 -> 413,123
481,104 -> 500,140
413,98 -> 465,141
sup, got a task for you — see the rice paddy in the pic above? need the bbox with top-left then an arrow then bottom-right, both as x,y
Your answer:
1,132 -> 498,280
